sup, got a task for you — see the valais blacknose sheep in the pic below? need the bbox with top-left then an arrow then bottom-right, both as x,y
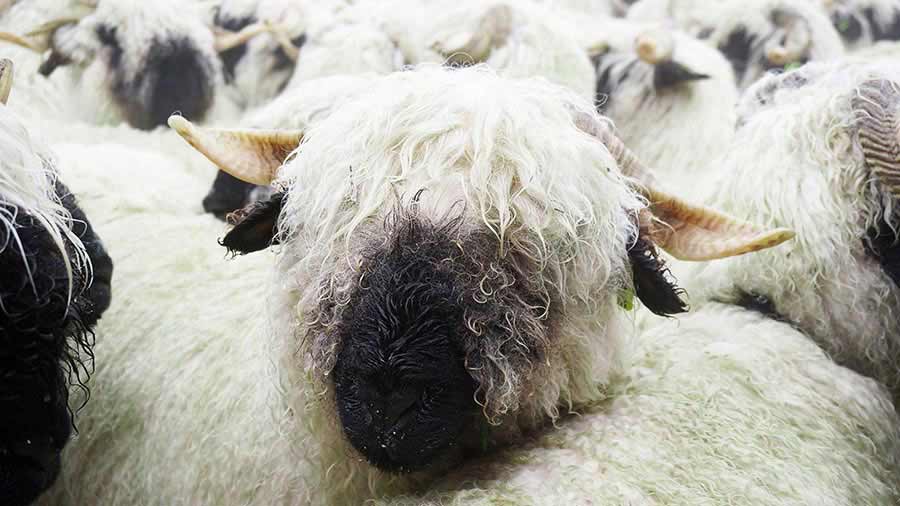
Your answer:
169,66 -> 789,503
627,0 -> 845,89
587,20 -> 739,195
0,0 -> 226,129
39,66 -> 790,505
683,60 -> 900,405
0,59 -> 112,506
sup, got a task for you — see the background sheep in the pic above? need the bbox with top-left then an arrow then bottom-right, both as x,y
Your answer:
38,66 -> 790,504
584,19 -> 738,196
678,60 -> 900,405
0,0 -> 234,129
627,0 -> 845,89
826,0 -> 900,49
0,60 -> 112,506
210,0 -> 309,109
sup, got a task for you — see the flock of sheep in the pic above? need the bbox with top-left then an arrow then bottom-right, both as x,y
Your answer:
1,0 -> 900,504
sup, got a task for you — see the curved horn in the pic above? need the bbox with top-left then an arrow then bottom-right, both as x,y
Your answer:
635,29 -> 675,65
167,115 -> 303,185
766,14 -> 812,65
266,22 -> 301,62
0,32 -> 45,52
574,113 -> 794,260
432,4 -> 513,65
853,79 -> 900,199
0,59 -> 12,105
214,22 -> 272,52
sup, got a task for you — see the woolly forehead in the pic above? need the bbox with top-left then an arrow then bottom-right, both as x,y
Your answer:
276,68 -> 641,285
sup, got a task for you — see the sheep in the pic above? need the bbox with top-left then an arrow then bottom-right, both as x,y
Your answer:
826,0 -> 900,49
0,59 -> 112,506
583,19 -> 739,196
38,65 -> 792,505
210,0 -> 309,109
0,0 -> 236,129
627,0 -> 845,89
676,60 -> 900,406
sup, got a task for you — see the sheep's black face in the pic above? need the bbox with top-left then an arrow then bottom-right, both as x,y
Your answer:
202,170 -> 270,221
0,181 -> 111,506
331,231 -> 476,473
591,51 -> 707,114
96,24 -> 216,130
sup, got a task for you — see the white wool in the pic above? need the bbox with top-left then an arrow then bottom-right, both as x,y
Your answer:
627,0 -> 846,89
241,73 -> 375,128
678,60 -> 900,403
375,305 -> 900,505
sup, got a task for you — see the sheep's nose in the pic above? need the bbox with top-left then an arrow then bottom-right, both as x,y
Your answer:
372,389 -> 419,435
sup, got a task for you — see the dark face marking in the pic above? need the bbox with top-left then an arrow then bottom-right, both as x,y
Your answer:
213,10 -> 255,83
272,33 -> 307,73
96,23 -> 216,130
866,7 -> 900,41
864,215 -> 900,289
627,230 -> 688,316
734,290 -> 793,325
652,60 -> 709,89
717,26 -> 755,84
592,51 -> 640,113
832,11 -> 864,43
202,170 -> 265,221
0,178 -> 109,506
331,215 -> 478,473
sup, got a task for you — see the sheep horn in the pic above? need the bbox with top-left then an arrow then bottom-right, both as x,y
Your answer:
766,13 -> 811,66
574,113 -> 794,260
635,29 -> 675,65
0,32 -> 45,52
432,4 -> 513,65
852,79 -> 900,199
214,22 -> 272,52
265,21 -> 300,63
167,115 -> 303,185
0,58 -> 12,105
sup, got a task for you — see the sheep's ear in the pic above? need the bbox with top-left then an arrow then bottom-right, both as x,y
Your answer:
221,192 -> 286,255
628,230 -> 688,316
640,188 -> 794,261
168,115 -> 303,186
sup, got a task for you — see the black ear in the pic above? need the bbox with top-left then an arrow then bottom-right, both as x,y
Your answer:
220,191 -> 286,255
628,231 -> 688,316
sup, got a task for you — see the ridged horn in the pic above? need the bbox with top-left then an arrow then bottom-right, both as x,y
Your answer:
167,115 -> 303,185
574,112 -> 795,260
433,4 -> 513,65
853,79 -> 900,199
0,58 -> 12,105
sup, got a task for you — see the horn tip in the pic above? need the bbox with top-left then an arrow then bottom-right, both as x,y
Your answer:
167,114 -> 192,134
